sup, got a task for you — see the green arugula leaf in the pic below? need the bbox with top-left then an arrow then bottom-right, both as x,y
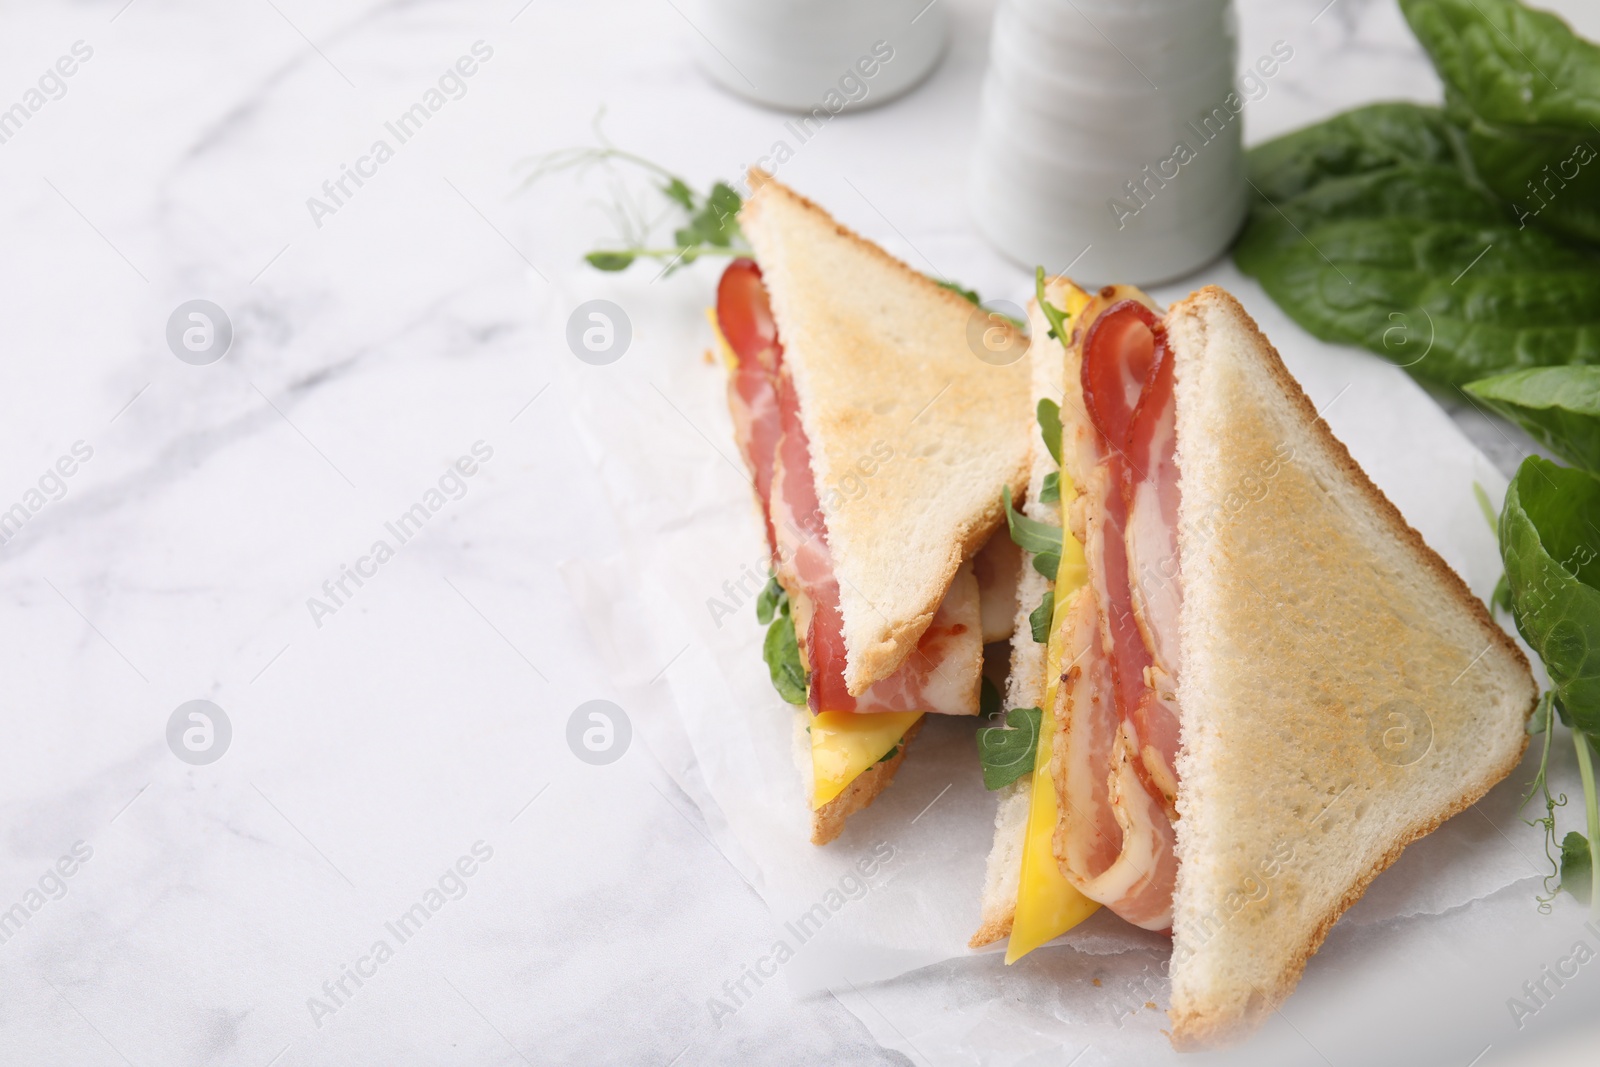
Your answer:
1037,399 -> 1063,465
1467,367 -> 1600,474
876,742 -> 901,764
1034,266 -> 1071,342
936,278 -> 982,305
1234,102 -> 1600,388
1561,829 -> 1593,901
980,676 -> 1002,720
1002,486 -> 1065,579
755,574 -> 786,625
935,279 -> 1028,331
1040,471 -> 1061,504
1029,590 -> 1054,644
976,706 -> 1043,790
762,611 -> 808,705
1402,0 -> 1600,243
1499,457 -> 1600,734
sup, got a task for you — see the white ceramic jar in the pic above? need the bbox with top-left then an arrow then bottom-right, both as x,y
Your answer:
685,0 -> 948,113
970,0 -> 1248,286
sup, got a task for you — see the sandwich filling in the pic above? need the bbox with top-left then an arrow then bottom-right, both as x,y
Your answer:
1053,287 -> 1182,931
715,258 -> 984,807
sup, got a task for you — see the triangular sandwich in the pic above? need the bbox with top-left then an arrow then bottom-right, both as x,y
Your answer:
972,278 -> 1535,1047
714,172 -> 1032,844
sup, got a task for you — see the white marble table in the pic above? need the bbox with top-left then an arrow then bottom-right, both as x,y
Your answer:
0,1 -> 1594,1065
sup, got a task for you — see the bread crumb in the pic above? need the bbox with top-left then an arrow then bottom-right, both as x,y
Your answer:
1145,1001 -> 1157,1010
1091,978 -> 1101,987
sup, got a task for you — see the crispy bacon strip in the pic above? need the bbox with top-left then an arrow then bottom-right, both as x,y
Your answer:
719,260 -> 784,554
719,259 -> 979,717
1051,296 -> 1183,930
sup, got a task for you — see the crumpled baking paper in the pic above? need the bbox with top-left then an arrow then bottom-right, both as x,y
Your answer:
556,261 -> 1586,1065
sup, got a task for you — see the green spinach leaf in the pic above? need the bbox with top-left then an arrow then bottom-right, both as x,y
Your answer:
1402,0 -> 1600,243
1236,103 -> 1600,388
1499,456 -> 1600,733
1466,367 -> 1600,473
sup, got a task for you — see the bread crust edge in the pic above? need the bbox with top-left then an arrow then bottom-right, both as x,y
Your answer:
810,719 -> 925,846
1165,286 -> 1537,1049
742,169 -> 1030,692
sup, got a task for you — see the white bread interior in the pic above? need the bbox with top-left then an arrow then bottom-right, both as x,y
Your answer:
1165,287 -> 1536,1048
740,172 -> 1032,695
970,279 -> 1075,947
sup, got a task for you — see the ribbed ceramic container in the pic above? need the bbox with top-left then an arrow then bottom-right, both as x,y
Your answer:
970,0 -> 1247,286
686,0 -> 947,113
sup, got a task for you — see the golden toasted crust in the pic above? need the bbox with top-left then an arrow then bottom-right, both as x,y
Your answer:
741,170 -> 1032,695
968,915 -> 1011,949
1168,777 -> 1513,1049
809,719 -> 924,846
1172,290 -> 1530,683
1166,287 -> 1535,1049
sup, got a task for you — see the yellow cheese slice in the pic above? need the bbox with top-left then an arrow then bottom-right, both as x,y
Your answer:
1005,471 -> 1101,962
811,710 -> 923,808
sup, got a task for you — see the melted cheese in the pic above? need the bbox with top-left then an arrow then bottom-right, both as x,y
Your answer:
1007,278 -> 1101,963
811,711 -> 923,808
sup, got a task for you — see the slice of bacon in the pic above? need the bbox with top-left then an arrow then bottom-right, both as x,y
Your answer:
1052,581 -> 1177,931
719,260 -> 784,554
1082,301 -> 1182,803
1122,324 -> 1183,800
1050,295 -> 1183,931
718,260 -> 980,717
1054,584 -> 1122,880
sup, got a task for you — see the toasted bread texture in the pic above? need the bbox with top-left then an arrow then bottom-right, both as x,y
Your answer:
970,278 -> 1077,947
793,710 -> 924,846
740,171 -> 1032,695
970,549 -> 1049,946
1165,287 -> 1536,1048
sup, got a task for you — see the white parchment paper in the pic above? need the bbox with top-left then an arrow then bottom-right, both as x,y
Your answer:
556,261 -> 1586,1064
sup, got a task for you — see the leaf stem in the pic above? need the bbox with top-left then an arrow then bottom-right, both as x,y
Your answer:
1575,728 -> 1600,918
598,246 -> 740,261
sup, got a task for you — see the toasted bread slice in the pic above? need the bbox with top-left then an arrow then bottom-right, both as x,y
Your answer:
740,171 -> 1032,695
792,712 -> 924,845
1165,287 -> 1536,1048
